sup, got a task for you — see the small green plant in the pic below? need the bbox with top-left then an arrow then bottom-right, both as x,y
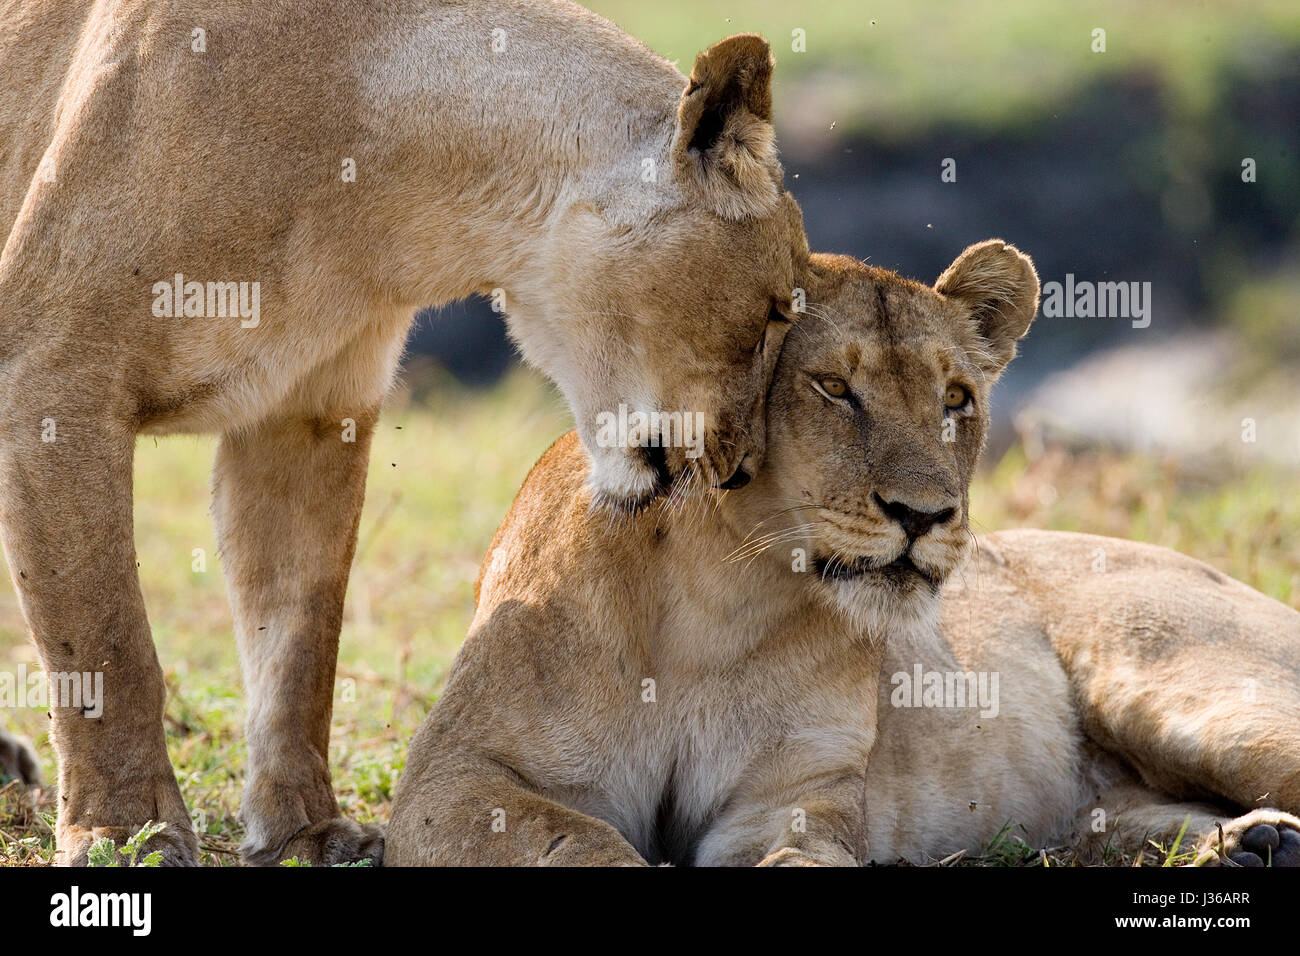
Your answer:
1161,815 -> 1194,867
978,821 -> 1040,866
279,857 -> 374,868
87,821 -> 167,867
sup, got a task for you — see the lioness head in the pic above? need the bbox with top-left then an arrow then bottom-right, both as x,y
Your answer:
726,241 -> 1039,631
521,35 -> 808,511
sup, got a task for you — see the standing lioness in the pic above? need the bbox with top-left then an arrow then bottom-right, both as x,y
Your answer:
0,1 -> 807,865
389,241 -> 1300,866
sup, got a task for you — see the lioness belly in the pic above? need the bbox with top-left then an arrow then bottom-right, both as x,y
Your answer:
863,608 -> 1087,863
0,3 -> 414,433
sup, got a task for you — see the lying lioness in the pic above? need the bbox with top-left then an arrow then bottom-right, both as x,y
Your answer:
388,240 -> 1300,866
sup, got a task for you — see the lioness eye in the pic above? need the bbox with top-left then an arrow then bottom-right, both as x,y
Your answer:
945,384 -> 970,410
819,376 -> 848,398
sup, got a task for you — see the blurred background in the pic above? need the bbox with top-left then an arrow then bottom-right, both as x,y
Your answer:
2,0 -> 1298,863
424,0 -> 1300,461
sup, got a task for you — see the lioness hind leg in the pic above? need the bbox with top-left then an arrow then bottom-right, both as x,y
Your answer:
213,406 -> 384,866
0,385 -> 196,865
1070,772 -> 1300,867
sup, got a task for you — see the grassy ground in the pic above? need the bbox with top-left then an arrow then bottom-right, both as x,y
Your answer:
1,371 -> 1297,866
587,0 -> 1300,137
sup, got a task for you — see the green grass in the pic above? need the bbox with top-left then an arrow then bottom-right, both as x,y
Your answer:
1,372 -> 1297,865
586,0 -> 1300,137
973,443 -> 1300,608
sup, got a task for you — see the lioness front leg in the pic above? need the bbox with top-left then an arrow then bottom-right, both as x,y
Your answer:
696,769 -> 868,867
0,393 -> 196,865
213,407 -> 383,866
388,741 -> 647,866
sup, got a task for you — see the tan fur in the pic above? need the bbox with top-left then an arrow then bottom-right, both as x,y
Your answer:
875,530 -> 1300,865
0,1 -> 808,865
389,242 -> 1300,866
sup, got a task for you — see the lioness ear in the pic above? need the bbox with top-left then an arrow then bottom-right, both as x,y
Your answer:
935,240 -> 1040,375
673,34 -> 781,221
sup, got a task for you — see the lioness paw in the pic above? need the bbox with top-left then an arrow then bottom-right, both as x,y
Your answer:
57,822 -> 199,867
254,818 -> 385,867
1192,809 -> 1300,867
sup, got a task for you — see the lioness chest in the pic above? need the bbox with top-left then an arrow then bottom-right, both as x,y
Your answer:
548,614 -> 879,866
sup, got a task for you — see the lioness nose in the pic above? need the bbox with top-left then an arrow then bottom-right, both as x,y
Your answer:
873,492 -> 955,540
